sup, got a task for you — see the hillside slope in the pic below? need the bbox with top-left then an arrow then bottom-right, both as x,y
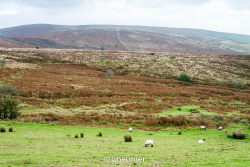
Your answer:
0,24 -> 250,54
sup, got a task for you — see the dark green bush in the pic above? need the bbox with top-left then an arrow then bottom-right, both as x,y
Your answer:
189,109 -> 199,113
75,134 -> 79,138
97,132 -> 103,137
0,126 -> 6,132
0,98 -> 21,119
80,132 -> 84,138
8,127 -> 13,132
177,107 -> 182,111
176,74 -> 192,82
232,80 -> 246,89
124,134 -> 132,142
0,85 -> 20,96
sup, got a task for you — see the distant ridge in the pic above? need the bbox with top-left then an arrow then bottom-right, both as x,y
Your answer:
0,24 -> 250,54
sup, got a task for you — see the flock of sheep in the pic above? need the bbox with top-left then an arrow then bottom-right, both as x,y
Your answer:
127,125 -> 224,147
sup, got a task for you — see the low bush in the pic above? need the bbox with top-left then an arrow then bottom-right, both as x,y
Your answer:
232,130 -> 246,139
0,85 -> 20,96
97,132 -> 102,137
189,109 -> 199,113
0,126 -> 6,132
176,74 -> 192,82
124,134 -> 132,142
75,134 -> 79,138
177,107 -> 182,111
227,130 -> 246,139
0,98 -> 21,119
8,127 -> 13,132
232,80 -> 246,89
80,132 -> 84,138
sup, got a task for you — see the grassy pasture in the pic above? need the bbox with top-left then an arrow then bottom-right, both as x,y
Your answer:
161,105 -> 217,116
0,122 -> 249,167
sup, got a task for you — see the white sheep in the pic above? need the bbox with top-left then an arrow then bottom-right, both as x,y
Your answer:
128,127 -> 133,132
200,125 -> 206,130
217,126 -> 223,130
145,140 -> 154,147
198,139 -> 205,143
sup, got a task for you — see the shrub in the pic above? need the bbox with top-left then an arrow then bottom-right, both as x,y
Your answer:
75,134 -> 79,138
0,58 -> 6,68
150,53 -> 155,56
0,85 -> 20,96
106,68 -> 114,79
80,132 -> 84,138
232,80 -> 246,89
178,131 -> 182,135
176,74 -> 192,82
124,134 -> 132,142
232,130 -> 246,139
211,115 -> 224,123
147,132 -> 154,135
227,130 -> 246,139
189,109 -> 200,113
0,126 -> 6,132
8,127 -> 13,132
97,132 -> 102,137
0,98 -> 21,119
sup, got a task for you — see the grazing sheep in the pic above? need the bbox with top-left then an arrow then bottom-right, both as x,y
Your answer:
218,126 -> 223,131
198,139 -> 205,143
200,125 -> 206,130
145,140 -> 154,147
128,127 -> 133,132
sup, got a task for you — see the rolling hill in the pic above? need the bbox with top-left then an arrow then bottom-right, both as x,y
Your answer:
0,24 -> 250,54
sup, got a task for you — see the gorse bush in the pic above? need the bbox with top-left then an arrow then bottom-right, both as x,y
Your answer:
0,98 -> 21,119
227,130 -> 246,139
0,126 -> 6,132
9,127 -> 13,132
0,85 -> 20,96
232,80 -> 246,89
176,74 -> 192,82
97,132 -> 103,137
124,134 -> 132,142
80,132 -> 84,138
232,130 -> 246,139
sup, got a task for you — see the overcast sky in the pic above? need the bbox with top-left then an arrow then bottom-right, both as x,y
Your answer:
0,0 -> 249,34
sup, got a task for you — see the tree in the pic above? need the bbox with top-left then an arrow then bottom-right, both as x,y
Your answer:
0,98 -> 21,119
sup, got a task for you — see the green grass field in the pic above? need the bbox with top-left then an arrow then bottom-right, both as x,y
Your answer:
0,122 -> 249,167
162,105 -> 216,116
